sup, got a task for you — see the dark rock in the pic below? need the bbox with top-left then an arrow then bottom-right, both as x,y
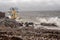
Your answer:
19,22 -> 23,26
0,12 -> 5,18
11,37 -> 23,40
40,23 -> 57,27
25,22 -> 34,27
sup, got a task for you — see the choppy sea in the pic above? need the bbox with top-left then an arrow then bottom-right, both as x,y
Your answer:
6,11 -> 60,29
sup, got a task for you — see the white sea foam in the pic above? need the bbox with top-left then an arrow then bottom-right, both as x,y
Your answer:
15,16 -> 60,27
36,17 -> 60,27
14,16 -> 60,30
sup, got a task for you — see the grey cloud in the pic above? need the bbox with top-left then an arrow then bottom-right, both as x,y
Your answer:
0,0 -> 60,11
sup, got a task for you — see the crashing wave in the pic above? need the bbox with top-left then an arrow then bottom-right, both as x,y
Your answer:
36,17 -> 60,27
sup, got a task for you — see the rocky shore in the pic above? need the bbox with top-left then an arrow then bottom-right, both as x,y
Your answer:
0,18 -> 60,40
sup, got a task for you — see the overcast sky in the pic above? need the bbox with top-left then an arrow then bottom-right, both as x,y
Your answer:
0,0 -> 60,11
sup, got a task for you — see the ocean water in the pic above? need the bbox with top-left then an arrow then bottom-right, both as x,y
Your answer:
6,11 -> 60,26
19,11 -> 60,28
20,11 -> 60,19
6,11 -> 60,30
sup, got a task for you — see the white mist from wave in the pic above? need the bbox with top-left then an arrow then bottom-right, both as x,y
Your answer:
36,17 -> 60,27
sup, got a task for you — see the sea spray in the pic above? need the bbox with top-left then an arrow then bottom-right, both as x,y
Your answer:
36,17 -> 60,27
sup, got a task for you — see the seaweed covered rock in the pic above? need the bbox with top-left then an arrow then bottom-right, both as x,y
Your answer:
0,18 -> 20,28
